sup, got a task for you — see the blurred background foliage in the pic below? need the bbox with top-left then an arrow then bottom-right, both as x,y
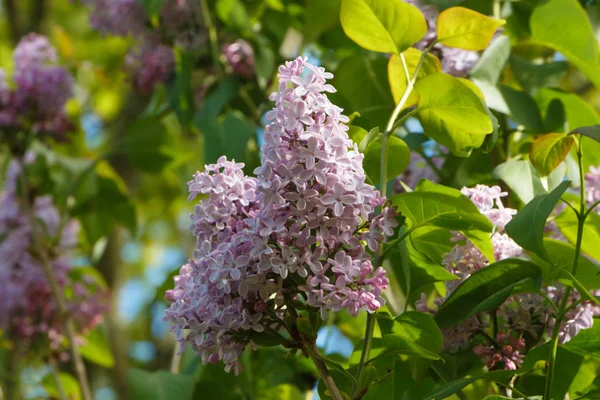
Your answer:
2,0 -> 600,399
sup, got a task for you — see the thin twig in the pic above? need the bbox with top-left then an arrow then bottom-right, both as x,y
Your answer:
304,344 -> 344,400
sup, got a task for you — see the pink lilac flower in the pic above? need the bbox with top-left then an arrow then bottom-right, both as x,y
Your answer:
222,40 -> 255,79
0,158 -> 108,358
404,0 -> 480,77
164,57 -> 395,374
125,42 -> 174,94
419,184 -> 600,368
0,34 -> 73,137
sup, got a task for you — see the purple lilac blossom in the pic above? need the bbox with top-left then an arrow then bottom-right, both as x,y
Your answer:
81,0 -> 146,36
417,183 -> 600,370
0,34 -> 73,137
222,40 -> 255,79
0,157 -> 108,358
164,57 -> 396,374
125,41 -> 174,94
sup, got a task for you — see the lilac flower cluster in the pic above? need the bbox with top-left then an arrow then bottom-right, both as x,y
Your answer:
222,40 -> 255,79
0,157 -> 108,358
164,57 -> 395,374
0,34 -> 73,138
396,151 -> 444,191
125,42 -> 175,94
79,0 -> 206,93
405,0 -> 480,77
417,184 -> 600,370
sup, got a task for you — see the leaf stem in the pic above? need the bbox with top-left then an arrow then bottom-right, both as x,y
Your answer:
18,160 -> 93,400
544,136 -> 586,399
351,311 -> 376,397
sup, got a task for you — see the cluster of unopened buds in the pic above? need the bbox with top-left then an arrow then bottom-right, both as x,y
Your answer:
164,57 -> 395,374
0,156 -> 108,359
417,184 -> 600,370
222,40 -> 255,79
0,34 -> 73,139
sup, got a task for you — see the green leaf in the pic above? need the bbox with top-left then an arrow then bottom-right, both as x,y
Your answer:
497,85 -> 544,132
505,180 -> 570,260
129,368 -> 195,400
535,89 -> 600,170
348,126 -> 411,183
169,48 -> 196,127
529,133 -> 575,176
383,333 -> 441,361
216,0 -> 249,31
392,181 -> 493,233
79,327 -> 115,368
385,312 -> 444,379
493,160 -> 546,204
304,0 -> 341,44
137,0 -> 164,16
42,372 -> 82,400
564,322 -> 600,359
519,345 -> 596,399
510,55 -> 568,94
73,176 -> 137,244
425,370 -> 523,400
252,35 -> 275,90
329,56 -> 393,130
543,99 -> 566,133
194,77 -> 239,120
436,7 -> 505,51
340,0 -> 427,54
196,111 -> 255,166
556,270 -> 600,305
388,48 -> 441,108
124,117 -> 173,173
530,0 -> 600,89
469,35 -> 511,85
557,205 -> 600,262
434,258 -> 542,328
415,73 -> 493,157
569,124 -> 600,144
530,239 -> 600,288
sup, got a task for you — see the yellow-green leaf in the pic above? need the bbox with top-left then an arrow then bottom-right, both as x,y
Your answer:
436,7 -> 505,51
529,133 -> 575,176
388,48 -> 441,108
415,73 -> 493,156
340,0 -> 427,54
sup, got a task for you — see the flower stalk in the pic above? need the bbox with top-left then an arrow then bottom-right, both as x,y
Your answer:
544,135 -> 586,399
